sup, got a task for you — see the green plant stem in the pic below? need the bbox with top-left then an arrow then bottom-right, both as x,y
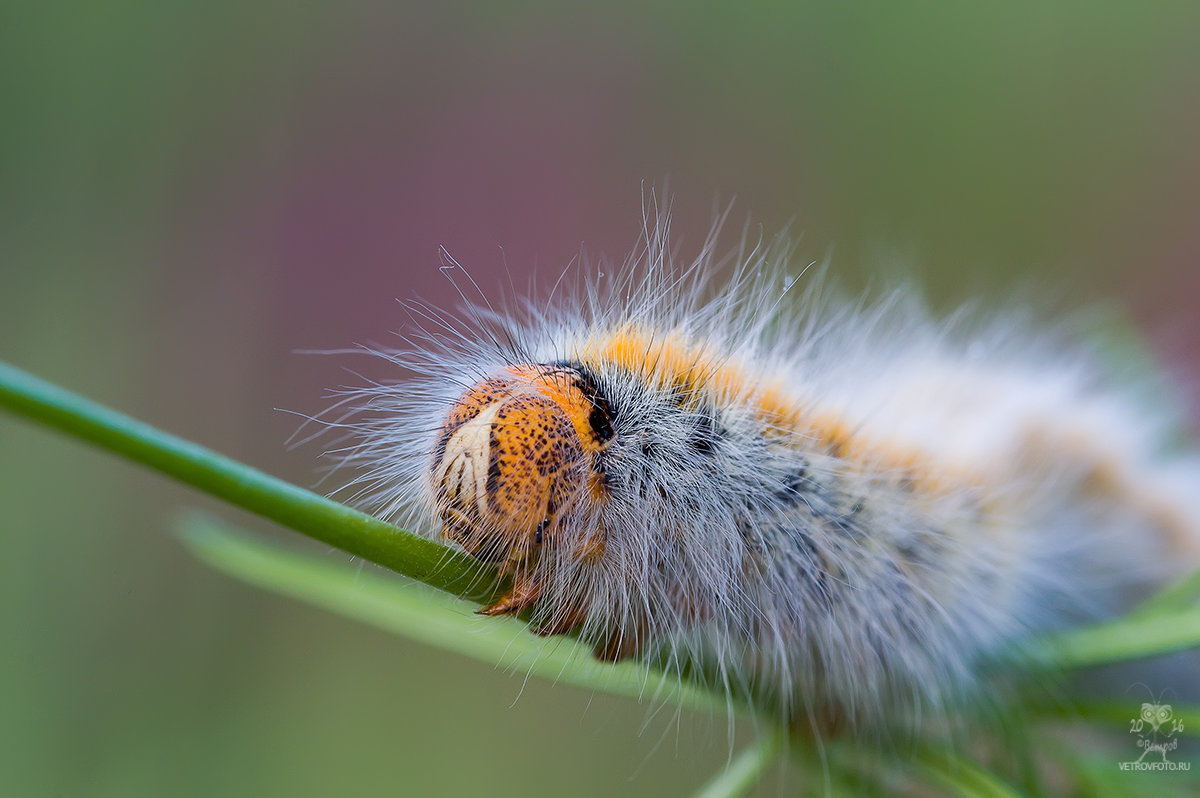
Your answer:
0,360 -> 500,603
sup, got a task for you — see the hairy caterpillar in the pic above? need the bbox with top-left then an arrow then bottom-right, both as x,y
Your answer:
330,210 -> 1200,732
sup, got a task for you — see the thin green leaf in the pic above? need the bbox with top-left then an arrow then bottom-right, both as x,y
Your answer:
1027,606 -> 1200,669
1128,567 -> 1200,620
179,514 -> 736,716
690,729 -> 784,798
0,359 -> 499,603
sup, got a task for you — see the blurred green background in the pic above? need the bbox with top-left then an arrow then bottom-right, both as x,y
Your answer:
2,3 -> 1199,795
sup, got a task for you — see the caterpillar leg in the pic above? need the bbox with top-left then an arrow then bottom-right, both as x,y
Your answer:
477,569 -> 542,617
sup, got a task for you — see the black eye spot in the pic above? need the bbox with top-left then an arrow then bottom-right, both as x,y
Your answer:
547,360 -> 617,444
588,404 -> 614,442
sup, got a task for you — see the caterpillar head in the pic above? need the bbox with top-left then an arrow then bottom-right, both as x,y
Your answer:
430,363 -> 614,572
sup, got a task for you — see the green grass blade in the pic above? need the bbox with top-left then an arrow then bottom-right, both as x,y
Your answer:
691,728 -> 783,798
1026,606 -> 1200,669
1128,567 -> 1200,620
179,514 -> 736,716
0,360 -> 498,603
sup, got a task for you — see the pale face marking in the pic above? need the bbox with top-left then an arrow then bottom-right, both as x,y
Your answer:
435,401 -> 503,520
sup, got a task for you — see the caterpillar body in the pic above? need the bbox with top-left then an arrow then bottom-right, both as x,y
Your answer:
335,216 -> 1200,731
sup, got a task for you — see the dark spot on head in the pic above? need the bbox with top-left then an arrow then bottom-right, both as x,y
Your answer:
588,405 -> 614,442
549,360 -> 617,444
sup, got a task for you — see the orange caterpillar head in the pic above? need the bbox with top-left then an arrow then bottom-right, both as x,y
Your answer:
430,363 -> 614,572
